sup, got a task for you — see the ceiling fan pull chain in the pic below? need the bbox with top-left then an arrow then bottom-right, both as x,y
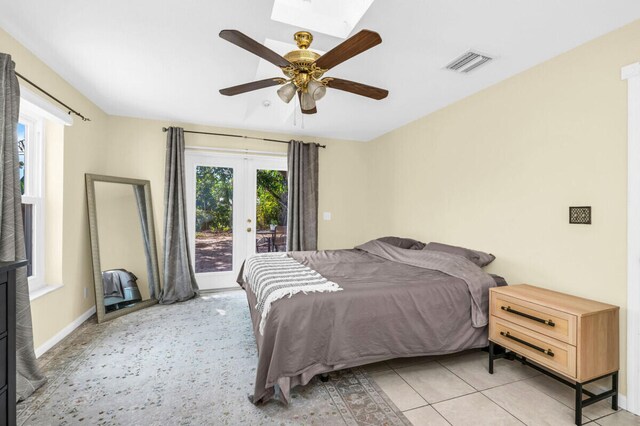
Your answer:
293,95 -> 297,127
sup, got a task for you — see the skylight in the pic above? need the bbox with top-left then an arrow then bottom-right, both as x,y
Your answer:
271,0 -> 375,39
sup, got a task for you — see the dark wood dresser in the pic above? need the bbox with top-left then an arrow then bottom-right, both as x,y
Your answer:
0,260 -> 27,426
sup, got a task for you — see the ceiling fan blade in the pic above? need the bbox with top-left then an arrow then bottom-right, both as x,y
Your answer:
298,91 -> 317,114
314,30 -> 382,70
325,78 -> 388,100
219,30 -> 291,68
219,78 -> 283,96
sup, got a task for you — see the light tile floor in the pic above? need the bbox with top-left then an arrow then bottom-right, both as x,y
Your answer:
367,350 -> 640,425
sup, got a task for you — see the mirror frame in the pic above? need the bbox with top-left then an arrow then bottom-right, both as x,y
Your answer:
85,173 -> 161,323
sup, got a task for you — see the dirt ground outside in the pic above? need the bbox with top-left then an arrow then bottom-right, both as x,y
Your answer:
195,230 -> 272,273
195,231 -> 232,273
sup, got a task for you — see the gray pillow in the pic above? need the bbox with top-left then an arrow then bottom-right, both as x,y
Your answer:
376,236 -> 426,250
490,274 -> 508,287
423,242 -> 495,267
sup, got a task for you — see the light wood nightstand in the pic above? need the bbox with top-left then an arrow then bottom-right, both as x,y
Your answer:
488,284 -> 619,426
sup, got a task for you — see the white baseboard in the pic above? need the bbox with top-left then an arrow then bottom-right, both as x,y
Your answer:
34,306 -> 96,358
619,393 -> 628,411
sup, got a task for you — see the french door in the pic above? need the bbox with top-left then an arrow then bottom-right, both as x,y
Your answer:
185,150 -> 288,290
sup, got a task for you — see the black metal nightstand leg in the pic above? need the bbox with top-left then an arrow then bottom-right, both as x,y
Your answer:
575,382 -> 583,426
612,371 -> 619,410
488,341 -> 494,374
493,350 -> 617,426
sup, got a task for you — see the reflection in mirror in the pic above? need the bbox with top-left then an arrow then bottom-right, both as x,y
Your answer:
86,175 -> 160,323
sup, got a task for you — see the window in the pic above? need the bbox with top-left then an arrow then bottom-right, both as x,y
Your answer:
18,110 -> 45,292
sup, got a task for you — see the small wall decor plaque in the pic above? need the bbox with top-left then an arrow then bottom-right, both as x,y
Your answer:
569,206 -> 591,224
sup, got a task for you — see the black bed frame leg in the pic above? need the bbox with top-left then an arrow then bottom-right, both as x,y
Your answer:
575,382 -> 583,426
320,373 -> 329,382
488,341 -> 495,374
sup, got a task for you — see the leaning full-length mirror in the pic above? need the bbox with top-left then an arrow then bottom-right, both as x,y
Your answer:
86,174 -> 161,323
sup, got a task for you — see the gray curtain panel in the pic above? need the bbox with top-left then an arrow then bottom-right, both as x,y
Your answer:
133,185 -> 156,299
286,140 -> 319,251
160,127 -> 199,304
0,53 -> 46,401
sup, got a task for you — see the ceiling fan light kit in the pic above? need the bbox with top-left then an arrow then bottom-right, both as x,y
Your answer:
300,92 -> 316,110
307,79 -> 326,100
277,82 -> 297,103
219,28 -> 388,115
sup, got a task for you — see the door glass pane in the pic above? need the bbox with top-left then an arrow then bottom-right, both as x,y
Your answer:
255,169 -> 288,253
195,166 -> 233,273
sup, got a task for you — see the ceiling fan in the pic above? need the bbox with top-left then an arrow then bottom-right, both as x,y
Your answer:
218,29 -> 388,114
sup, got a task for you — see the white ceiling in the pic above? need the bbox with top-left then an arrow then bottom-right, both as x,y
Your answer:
1,1 -> 639,141
271,0 -> 375,39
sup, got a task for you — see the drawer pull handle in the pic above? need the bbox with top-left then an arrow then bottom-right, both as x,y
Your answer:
500,331 -> 555,357
501,306 -> 556,327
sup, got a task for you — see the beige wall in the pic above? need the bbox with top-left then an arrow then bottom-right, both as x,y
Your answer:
44,121 -> 64,286
2,16 -> 637,396
103,116 -> 370,258
365,19 -> 640,393
1,28 -> 369,349
1,28 -> 110,349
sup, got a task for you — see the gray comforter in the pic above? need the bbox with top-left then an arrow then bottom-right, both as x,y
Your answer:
238,242 -> 501,404
355,239 -> 496,327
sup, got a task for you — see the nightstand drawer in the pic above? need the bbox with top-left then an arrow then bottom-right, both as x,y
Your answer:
490,316 -> 576,378
491,292 -> 576,345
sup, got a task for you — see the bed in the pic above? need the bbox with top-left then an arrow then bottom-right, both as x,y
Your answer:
237,237 -> 506,404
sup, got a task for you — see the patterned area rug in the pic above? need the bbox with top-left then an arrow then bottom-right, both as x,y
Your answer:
18,291 -> 409,425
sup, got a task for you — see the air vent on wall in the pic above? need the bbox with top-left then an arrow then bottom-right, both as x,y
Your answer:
445,51 -> 493,73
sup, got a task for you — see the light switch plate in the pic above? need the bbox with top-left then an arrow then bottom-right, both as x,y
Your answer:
323,212 -> 332,221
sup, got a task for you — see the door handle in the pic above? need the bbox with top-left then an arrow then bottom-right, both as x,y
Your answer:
247,227 -> 252,232
247,218 -> 252,223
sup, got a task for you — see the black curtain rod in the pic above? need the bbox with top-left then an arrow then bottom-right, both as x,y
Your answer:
15,72 -> 91,122
161,127 -> 326,149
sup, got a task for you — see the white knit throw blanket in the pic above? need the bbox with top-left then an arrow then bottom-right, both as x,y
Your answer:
243,253 -> 342,335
